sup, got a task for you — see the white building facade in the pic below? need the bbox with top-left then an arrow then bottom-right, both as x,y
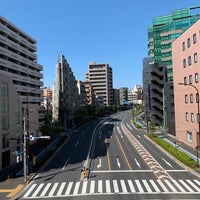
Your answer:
0,16 -> 43,169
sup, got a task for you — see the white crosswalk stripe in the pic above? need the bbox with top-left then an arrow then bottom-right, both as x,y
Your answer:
90,180 -> 95,194
113,180 -> 119,193
23,179 -> 200,198
65,182 -> 73,195
40,182 -> 51,196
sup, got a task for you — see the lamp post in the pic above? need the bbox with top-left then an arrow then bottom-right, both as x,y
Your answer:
178,83 -> 200,167
23,115 -> 27,183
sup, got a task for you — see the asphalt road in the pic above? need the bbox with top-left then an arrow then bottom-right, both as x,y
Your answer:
17,110 -> 200,200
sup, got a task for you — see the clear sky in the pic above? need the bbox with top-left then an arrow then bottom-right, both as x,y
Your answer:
1,0 -> 200,89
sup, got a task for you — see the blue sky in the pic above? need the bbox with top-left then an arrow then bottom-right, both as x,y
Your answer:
1,0 -> 200,89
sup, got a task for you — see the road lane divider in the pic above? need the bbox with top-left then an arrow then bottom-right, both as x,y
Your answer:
121,121 -> 171,180
105,138 -> 111,170
97,158 -> 102,169
115,135 -> 132,170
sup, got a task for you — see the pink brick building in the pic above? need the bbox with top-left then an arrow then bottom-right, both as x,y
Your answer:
173,19 -> 200,149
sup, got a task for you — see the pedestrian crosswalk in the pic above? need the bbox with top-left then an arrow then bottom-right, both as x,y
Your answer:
22,178 -> 200,198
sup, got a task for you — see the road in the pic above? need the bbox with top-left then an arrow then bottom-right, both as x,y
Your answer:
17,110 -> 200,200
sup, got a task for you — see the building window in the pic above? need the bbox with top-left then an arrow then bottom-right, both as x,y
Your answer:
191,113 -> 195,122
183,59 -> 186,68
196,93 -> 199,103
189,75 -> 193,84
185,94 -> 188,103
187,131 -> 192,143
188,56 -> 192,65
193,33 -> 197,44
2,99 -> 9,114
186,112 -> 189,121
2,133 -> 9,149
1,82 -> 9,97
2,115 -> 9,130
190,94 -> 194,103
194,53 -> 198,63
182,42 -> 185,51
184,77 -> 187,84
187,38 -> 191,48
195,73 -> 199,83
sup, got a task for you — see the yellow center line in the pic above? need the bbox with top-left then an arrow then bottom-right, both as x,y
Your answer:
115,134 -> 132,170
105,138 -> 111,170
0,189 -> 13,193
6,184 -> 24,197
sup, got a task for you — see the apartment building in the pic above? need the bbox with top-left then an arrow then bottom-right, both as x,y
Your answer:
77,80 -> 87,107
173,19 -> 200,148
52,55 -> 80,128
42,87 -> 52,121
84,82 -> 94,106
148,5 -> 200,81
119,87 -> 128,105
0,16 -> 43,169
113,89 -> 120,107
146,6 -> 200,133
85,62 -> 113,106
143,57 -> 167,126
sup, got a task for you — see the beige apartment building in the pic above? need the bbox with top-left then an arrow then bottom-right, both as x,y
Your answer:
0,16 -> 43,169
52,55 -> 80,129
173,19 -> 200,149
85,62 -> 113,106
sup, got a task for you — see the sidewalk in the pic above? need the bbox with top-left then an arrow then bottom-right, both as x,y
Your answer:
160,133 -> 200,173
0,176 -> 25,200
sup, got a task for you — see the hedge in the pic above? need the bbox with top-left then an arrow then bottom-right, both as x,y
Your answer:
147,134 -> 197,169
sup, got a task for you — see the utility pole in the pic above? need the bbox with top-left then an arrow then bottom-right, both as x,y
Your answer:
162,87 -> 167,136
23,115 -> 27,183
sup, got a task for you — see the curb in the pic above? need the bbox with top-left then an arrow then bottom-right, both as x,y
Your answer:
145,134 -> 200,179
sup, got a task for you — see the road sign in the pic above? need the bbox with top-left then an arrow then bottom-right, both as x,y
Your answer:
29,133 -> 35,141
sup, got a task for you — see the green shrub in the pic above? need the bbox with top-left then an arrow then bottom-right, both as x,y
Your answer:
147,134 -> 197,169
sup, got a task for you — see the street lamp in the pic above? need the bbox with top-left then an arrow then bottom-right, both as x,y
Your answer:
178,82 -> 200,167
23,114 -> 27,183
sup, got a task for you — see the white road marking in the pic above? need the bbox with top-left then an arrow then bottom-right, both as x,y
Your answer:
162,158 -> 173,168
32,183 -> 44,197
116,158 -> 121,168
106,180 -> 111,193
73,182 -> 80,195
157,179 -> 168,192
164,180 -> 177,192
149,180 -> 160,192
40,183 -> 51,196
97,158 -> 102,168
135,179 -> 144,192
142,180 -> 152,192
172,179 -> 185,192
22,179 -> 200,198
179,179 -> 194,192
128,180 -> 136,192
49,182 -> 59,196
113,180 -> 119,193
75,140 -> 79,148
134,158 -> 141,168
81,181 -> 88,194
186,179 -> 200,191
120,180 -> 128,193
90,180 -> 95,193
65,182 -> 73,195
98,180 -> 103,193
63,157 -> 70,169
57,182 -> 66,196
